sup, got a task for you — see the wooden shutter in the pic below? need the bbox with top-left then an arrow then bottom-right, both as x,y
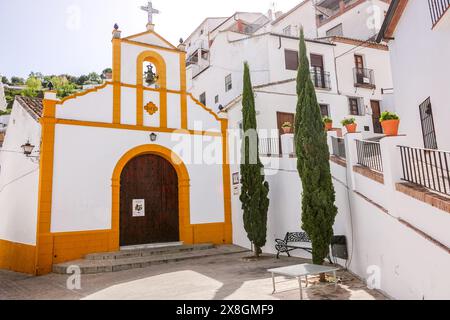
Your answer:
285,50 -> 299,71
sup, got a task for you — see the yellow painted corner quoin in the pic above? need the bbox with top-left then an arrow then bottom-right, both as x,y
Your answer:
0,28 -> 233,276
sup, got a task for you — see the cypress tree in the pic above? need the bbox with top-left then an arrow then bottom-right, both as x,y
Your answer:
294,28 -> 337,276
240,62 -> 270,258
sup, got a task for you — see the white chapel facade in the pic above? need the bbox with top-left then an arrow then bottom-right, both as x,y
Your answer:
0,20 -> 232,275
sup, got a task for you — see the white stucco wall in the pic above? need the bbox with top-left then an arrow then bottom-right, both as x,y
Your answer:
51,124 -> 225,232
317,0 -> 390,40
270,0 -> 318,39
49,29 -> 228,234
389,0 -> 450,151
230,153 -> 450,300
0,102 -> 41,245
0,82 -> 7,112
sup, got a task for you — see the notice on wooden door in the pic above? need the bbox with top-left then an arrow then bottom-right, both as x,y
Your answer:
132,199 -> 145,217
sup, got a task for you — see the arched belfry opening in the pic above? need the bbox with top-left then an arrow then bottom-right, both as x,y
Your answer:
143,61 -> 159,88
136,50 -> 167,88
136,50 -> 168,127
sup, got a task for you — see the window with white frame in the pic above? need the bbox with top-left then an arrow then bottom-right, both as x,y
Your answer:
225,74 -> 232,92
348,97 -> 365,116
199,92 -> 206,105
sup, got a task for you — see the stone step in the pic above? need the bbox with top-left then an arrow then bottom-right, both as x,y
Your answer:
85,243 -> 214,261
52,245 -> 249,274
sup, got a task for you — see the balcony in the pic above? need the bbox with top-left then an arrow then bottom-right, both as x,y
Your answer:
316,0 -> 362,26
311,70 -> 332,90
353,68 -> 375,89
428,0 -> 450,27
356,140 -> 383,173
399,146 -> 450,196
259,137 -> 280,157
331,137 -> 346,159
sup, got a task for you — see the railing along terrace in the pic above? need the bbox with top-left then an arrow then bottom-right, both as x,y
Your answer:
399,146 -> 450,196
311,70 -> 332,90
356,140 -> 383,173
353,68 -> 375,87
428,0 -> 450,26
331,137 -> 346,159
259,138 -> 280,157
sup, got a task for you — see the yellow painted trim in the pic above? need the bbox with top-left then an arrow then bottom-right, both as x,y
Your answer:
188,93 -> 222,122
221,119 -> 233,243
52,230 -> 115,264
192,223 -> 230,244
35,98 -> 57,275
180,52 -> 188,129
123,30 -> 178,50
56,82 -> 110,105
136,50 -> 167,127
111,145 -> 194,245
121,38 -> 182,54
112,38 -> 122,124
0,239 -> 36,275
55,119 -> 222,137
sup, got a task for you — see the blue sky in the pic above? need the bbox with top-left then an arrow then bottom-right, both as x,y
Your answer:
0,0 -> 301,78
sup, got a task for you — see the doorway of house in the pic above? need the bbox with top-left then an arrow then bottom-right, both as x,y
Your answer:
120,154 -> 179,246
370,100 -> 383,134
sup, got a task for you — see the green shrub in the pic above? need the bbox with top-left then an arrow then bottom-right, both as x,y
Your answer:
341,117 -> 356,126
379,111 -> 399,122
323,116 -> 332,124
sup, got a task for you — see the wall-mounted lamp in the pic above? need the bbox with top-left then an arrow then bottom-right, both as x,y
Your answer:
21,141 -> 35,157
149,133 -> 157,142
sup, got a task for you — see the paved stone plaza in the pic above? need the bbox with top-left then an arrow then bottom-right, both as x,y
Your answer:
0,251 -> 386,300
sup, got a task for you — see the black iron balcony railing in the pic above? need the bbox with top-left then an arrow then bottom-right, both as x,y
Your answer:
353,68 -> 375,88
399,146 -> 450,196
356,140 -> 383,173
311,70 -> 332,90
331,137 -> 346,159
428,0 -> 450,26
259,138 -> 280,157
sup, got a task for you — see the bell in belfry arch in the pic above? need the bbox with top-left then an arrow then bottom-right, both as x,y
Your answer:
144,64 -> 159,86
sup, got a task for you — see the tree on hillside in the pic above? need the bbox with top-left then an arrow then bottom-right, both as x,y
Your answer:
87,72 -> 102,84
50,76 -> 77,98
10,77 -> 25,85
1,76 -> 9,85
75,75 -> 89,86
101,68 -> 113,80
294,28 -> 337,280
22,76 -> 43,97
240,62 -> 270,258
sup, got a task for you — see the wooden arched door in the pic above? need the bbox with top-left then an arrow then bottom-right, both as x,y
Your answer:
120,154 -> 179,246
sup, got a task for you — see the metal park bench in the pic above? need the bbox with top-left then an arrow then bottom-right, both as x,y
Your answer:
275,232 -> 312,259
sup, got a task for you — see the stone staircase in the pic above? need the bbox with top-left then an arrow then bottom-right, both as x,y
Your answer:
52,244 -> 248,274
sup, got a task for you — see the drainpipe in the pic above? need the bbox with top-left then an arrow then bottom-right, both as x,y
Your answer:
333,46 -> 341,95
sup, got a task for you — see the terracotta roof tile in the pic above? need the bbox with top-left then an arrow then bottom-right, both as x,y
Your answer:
16,96 -> 43,122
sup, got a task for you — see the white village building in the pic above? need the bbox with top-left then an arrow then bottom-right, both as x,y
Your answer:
184,0 -> 450,299
185,0 -> 394,147
0,80 -> 7,112
377,0 -> 450,151
0,20 -> 232,275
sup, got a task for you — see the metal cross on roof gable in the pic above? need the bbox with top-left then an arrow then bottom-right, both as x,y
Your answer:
141,1 -> 160,25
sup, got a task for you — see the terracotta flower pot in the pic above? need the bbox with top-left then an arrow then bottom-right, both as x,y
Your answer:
381,119 -> 400,136
345,123 -> 357,133
282,127 -> 292,134
325,122 -> 333,131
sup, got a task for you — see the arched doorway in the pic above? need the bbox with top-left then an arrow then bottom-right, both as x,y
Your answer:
119,154 -> 179,246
